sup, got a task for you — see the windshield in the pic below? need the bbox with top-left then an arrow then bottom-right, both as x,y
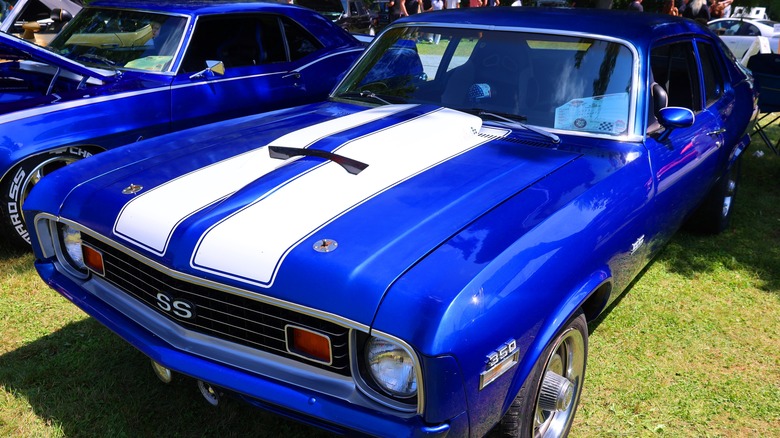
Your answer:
47,8 -> 187,72
334,27 -> 635,137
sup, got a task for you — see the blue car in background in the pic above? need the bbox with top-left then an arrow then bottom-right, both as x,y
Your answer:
0,0 -> 363,249
25,8 -> 756,437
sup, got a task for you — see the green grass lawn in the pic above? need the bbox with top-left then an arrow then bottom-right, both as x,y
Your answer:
1,131 -> 778,437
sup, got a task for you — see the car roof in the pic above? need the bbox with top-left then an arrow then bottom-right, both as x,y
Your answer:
396,7 -> 711,48
89,0 -> 297,16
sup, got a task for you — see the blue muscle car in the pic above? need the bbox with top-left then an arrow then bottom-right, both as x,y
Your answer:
25,8 -> 757,437
0,0 -> 363,249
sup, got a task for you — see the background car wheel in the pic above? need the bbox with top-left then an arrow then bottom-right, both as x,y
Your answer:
0,148 -> 88,249
491,311 -> 588,438
686,158 -> 741,235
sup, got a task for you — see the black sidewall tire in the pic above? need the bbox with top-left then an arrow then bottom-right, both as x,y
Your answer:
491,311 -> 588,438
686,158 -> 741,235
1,149 -> 87,249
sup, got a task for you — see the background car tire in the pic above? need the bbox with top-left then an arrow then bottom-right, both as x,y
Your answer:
491,311 -> 588,438
686,158 -> 741,235
0,148 -> 88,250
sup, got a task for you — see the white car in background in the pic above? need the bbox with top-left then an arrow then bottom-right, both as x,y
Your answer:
709,17 -> 780,58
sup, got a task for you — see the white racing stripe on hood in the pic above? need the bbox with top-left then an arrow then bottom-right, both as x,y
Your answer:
190,107 -> 488,287
114,104 -> 417,254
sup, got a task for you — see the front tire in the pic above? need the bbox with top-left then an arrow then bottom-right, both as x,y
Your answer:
1,148 -> 89,249
492,312 -> 588,438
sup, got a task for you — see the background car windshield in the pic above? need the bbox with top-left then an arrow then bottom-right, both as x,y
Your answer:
335,27 -> 635,136
47,8 -> 186,72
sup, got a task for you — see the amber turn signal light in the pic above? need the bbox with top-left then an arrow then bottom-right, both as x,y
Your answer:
83,245 -> 105,276
287,326 -> 331,364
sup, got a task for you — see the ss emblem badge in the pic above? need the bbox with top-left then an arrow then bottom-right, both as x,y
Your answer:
155,292 -> 196,320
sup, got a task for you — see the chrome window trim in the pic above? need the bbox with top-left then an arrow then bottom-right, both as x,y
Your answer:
67,6 -> 192,75
338,22 -> 643,142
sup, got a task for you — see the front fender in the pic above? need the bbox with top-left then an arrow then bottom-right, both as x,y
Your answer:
372,150 -> 651,435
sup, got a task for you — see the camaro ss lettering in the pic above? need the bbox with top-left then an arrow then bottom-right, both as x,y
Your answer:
486,339 -> 518,369
7,201 -> 28,242
67,147 -> 92,159
155,292 -> 195,320
8,168 -> 25,199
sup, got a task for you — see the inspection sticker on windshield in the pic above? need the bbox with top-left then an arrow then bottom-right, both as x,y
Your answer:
554,93 -> 628,135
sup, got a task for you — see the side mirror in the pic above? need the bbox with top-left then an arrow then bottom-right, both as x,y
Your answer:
656,107 -> 695,142
50,8 -> 73,23
189,60 -> 226,80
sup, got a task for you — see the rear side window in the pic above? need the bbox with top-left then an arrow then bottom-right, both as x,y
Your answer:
282,16 -> 324,61
697,42 -> 725,106
651,42 -> 702,112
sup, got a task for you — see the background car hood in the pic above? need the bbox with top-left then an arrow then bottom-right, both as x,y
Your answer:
47,103 -> 581,325
0,31 -> 115,81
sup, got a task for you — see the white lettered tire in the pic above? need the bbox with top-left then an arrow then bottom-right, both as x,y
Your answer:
1,147 -> 91,250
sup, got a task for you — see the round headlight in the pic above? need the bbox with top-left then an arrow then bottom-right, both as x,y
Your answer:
365,337 -> 417,398
61,224 -> 85,270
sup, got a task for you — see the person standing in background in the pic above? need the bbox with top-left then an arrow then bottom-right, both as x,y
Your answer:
682,0 -> 710,22
429,0 -> 443,44
406,0 -> 421,15
627,0 -> 643,12
662,0 -> 679,15
389,0 -> 408,21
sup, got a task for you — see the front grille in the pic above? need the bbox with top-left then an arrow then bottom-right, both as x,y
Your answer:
82,235 -> 351,376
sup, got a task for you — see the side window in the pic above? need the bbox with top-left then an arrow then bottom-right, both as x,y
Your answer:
180,15 -> 288,73
697,41 -> 724,106
650,42 -> 702,113
281,17 -> 323,61
737,23 -> 761,36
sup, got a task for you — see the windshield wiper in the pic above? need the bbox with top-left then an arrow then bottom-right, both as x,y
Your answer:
335,90 -> 393,105
471,109 -> 560,144
269,146 -> 368,175
74,53 -> 117,69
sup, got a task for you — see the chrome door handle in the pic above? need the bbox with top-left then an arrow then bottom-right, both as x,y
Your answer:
282,71 -> 301,79
707,128 -> 727,135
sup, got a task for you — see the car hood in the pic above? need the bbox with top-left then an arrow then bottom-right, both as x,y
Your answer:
51,103 -> 581,325
0,31 -> 115,81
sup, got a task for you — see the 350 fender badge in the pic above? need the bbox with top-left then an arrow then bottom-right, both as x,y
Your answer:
313,239 -> 338,253
480,339 -> 520,390
122,184 -> 143,195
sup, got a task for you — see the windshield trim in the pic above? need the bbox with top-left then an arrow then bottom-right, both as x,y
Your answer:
331,23 -> 642,141
48,6 -> 192,75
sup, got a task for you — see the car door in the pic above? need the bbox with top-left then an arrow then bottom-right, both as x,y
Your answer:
170,13 -> 310,131
645,39 -> 726,235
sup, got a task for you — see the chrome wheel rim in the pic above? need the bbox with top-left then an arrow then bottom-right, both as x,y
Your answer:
533,327 -> 586,437
19,156 -> 79,220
